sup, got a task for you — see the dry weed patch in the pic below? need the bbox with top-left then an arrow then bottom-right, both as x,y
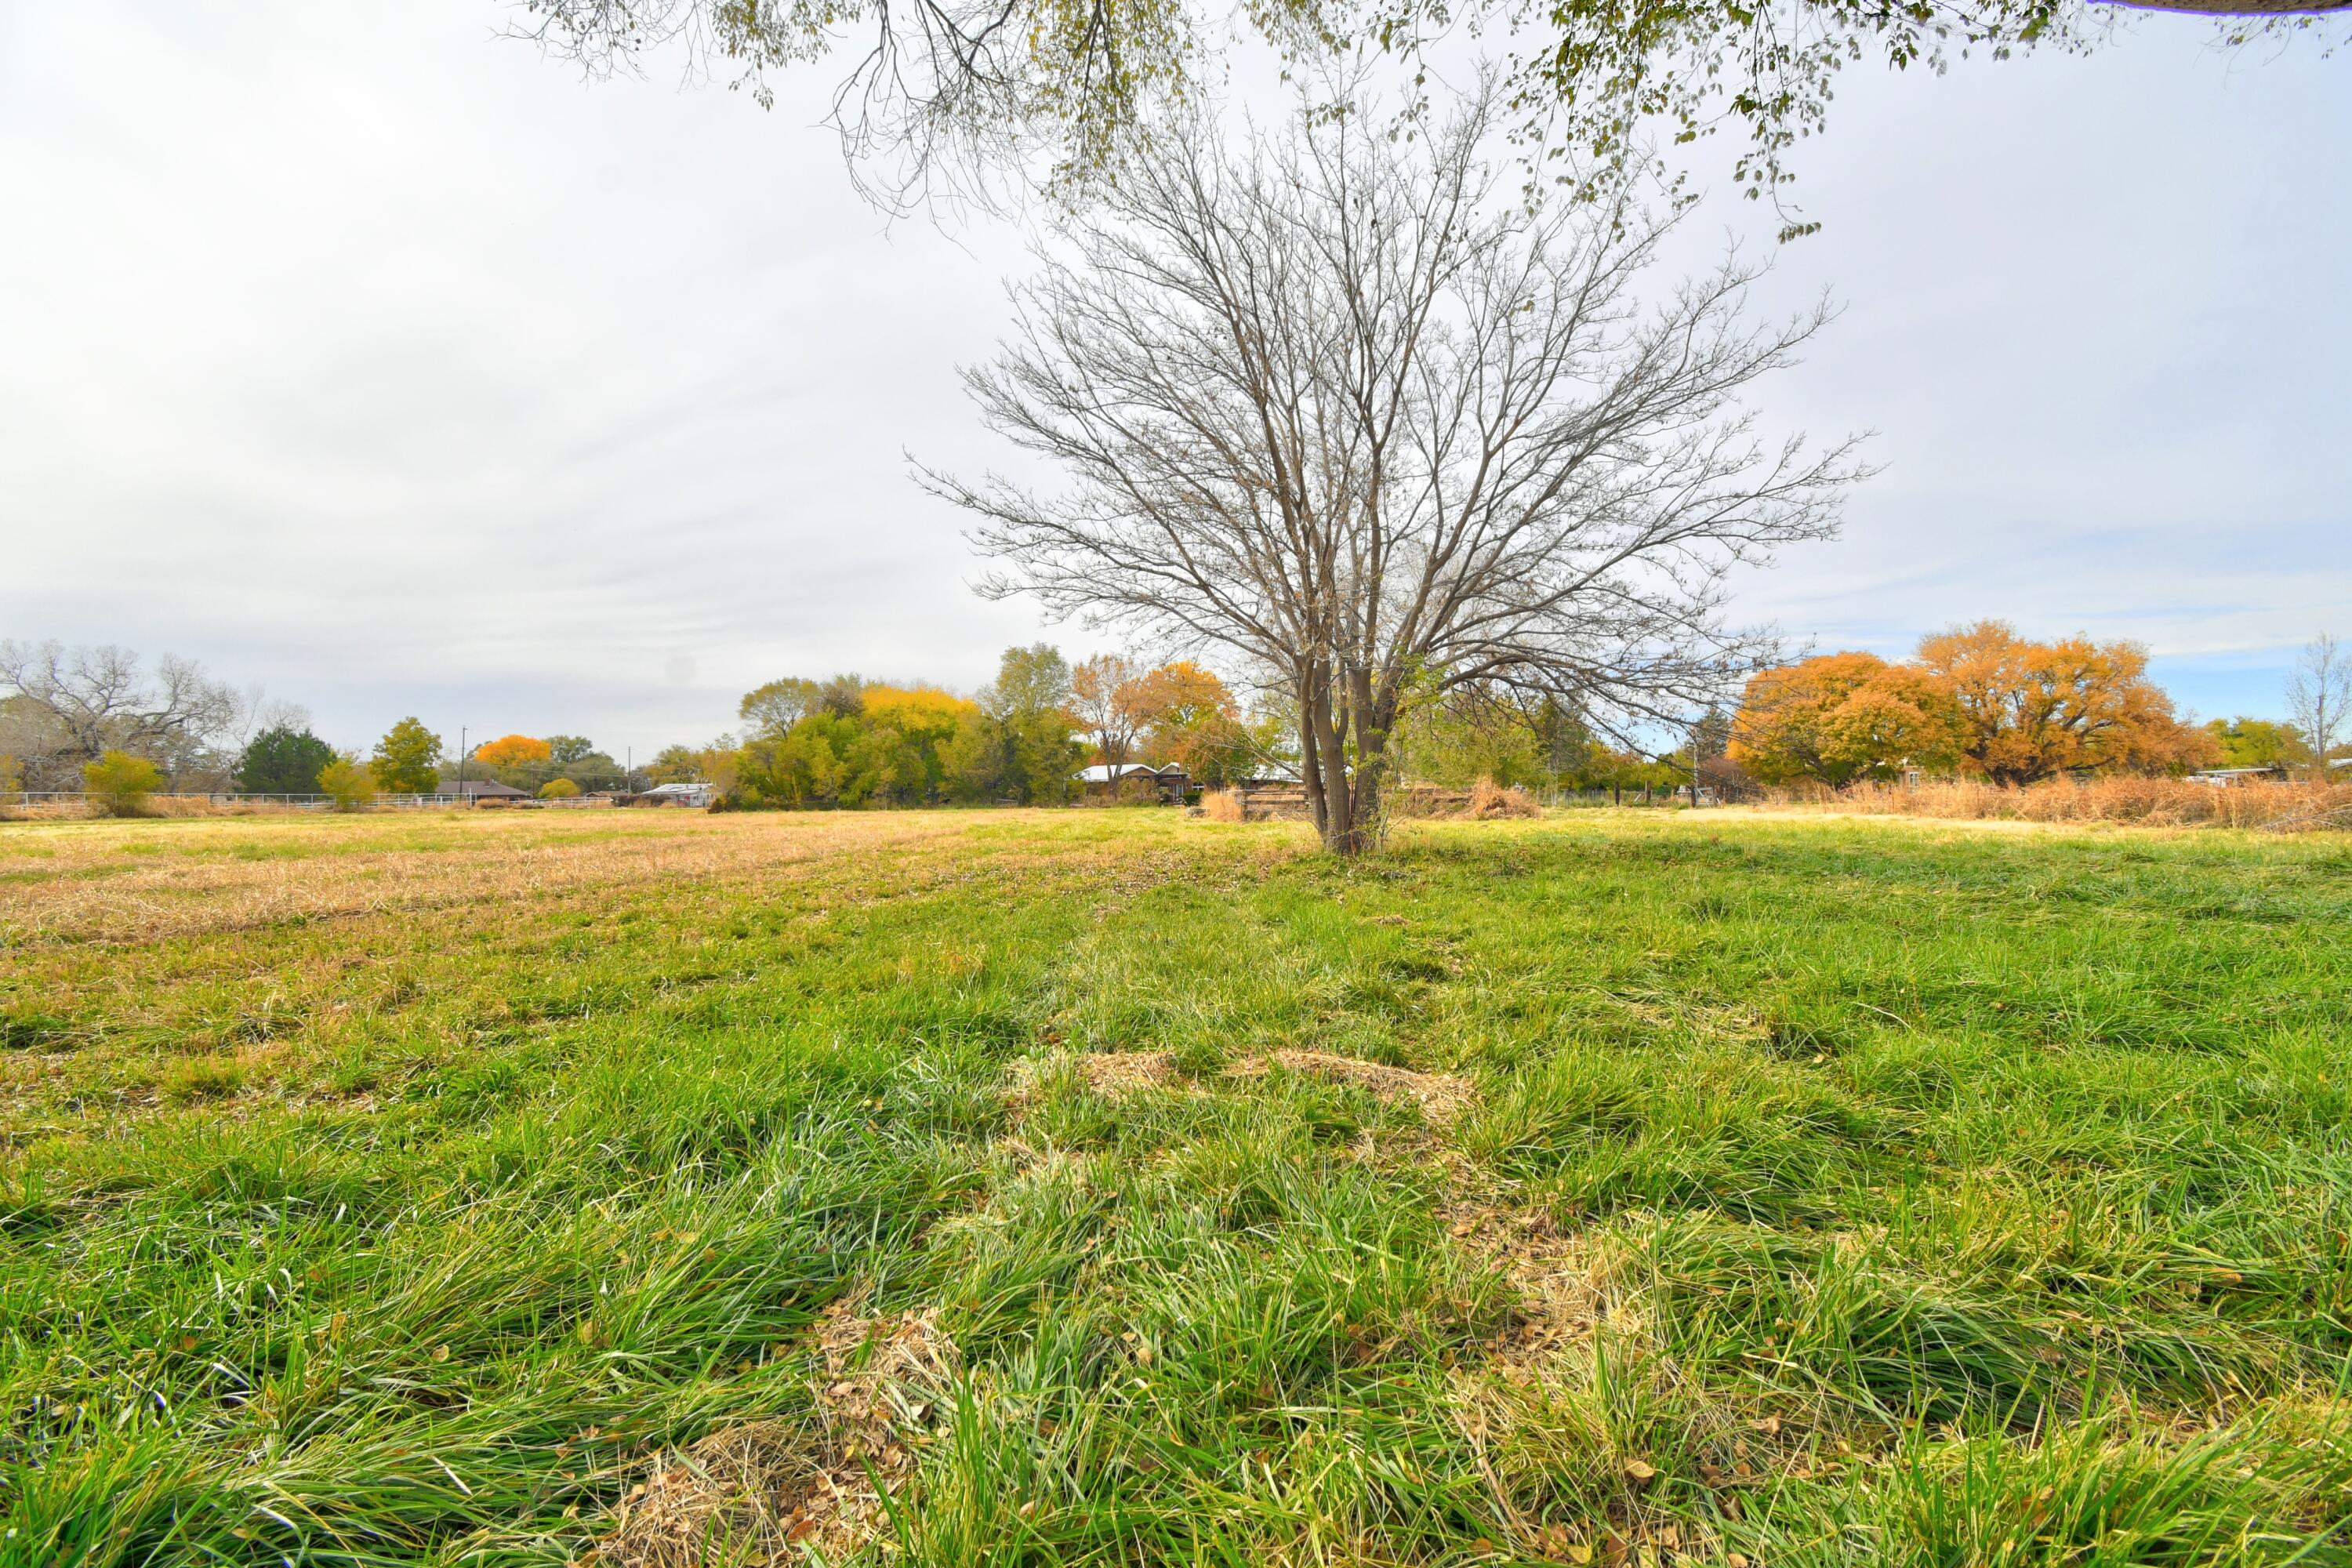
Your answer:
0,813 -> 976,948
1232,1048 -> 1478,1121
1014,1047 -> 1475,1120
592,1298 -> 957,1567
1797,776 -> 2352,831
1444,1203 -> 1607,1372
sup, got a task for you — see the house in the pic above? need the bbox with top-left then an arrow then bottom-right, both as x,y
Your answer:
1076,762 -> 1160,789
2188,766 -> 2288,788
1076,762 -> 1190,804
442,777 -> 530,801
637,782 -> 713,808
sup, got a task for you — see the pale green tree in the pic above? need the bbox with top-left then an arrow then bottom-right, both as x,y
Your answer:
83,750 -> 162,817
370,717 -> 443,795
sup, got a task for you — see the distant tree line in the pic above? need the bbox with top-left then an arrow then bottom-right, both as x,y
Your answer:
1726,622 -> 2349,789
1388,686 -> 1708,800
0,639 -> 307,795
459,733 -> 631,795
0,639 -> 645,815
12,625 -> 2338,819
681,646 -> 1282,811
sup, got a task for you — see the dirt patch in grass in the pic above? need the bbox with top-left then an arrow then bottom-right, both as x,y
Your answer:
1077,1050 -> 1181,1097
1444,1203 -> 1606,1371
590,1298 -> 956,1567
1018,1047 -> 1476,1121
1232,1049 -> 1478,1122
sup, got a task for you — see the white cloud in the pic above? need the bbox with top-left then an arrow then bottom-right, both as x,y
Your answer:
1,0 -> 2344,751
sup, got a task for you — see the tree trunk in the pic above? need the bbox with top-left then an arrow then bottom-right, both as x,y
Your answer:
1335,671 -> 1396,857
1297,691 -> 1330,842
1312,691 -> 1361,855
1294,667 -> 1391,856
1298,672 -> 1345,850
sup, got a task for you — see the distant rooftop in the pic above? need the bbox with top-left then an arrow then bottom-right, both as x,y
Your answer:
441,777 -> 528,798
1075,763 -> 1182,783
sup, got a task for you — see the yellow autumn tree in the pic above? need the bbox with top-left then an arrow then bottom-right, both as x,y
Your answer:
858,685 -> 982,801
83,750 -> 163,816
862,685 -> 980,749
475,735 -> 552,768
1730,652 -> 1968,787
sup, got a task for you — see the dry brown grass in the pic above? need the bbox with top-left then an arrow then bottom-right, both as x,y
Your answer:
0,811 -> 978,949
1824,777 -> 2352,831
1443,1203 -> 1606,1374
591,1296 -> 957,1567
1234,1049 -> 1479,1122
0,796 -> 330,822
1467,779 -> 1542,819
1200,788 -> 1247,823
1014,1047 -> 1475,1121
1390,780 -> 1541,821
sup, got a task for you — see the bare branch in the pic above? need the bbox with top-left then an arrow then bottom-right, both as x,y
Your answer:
924,77 -> 1864,851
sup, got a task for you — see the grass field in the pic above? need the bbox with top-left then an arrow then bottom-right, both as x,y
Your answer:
3,807 -> 2350,1566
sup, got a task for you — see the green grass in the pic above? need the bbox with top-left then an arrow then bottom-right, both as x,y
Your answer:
2,808 -> 2349,1565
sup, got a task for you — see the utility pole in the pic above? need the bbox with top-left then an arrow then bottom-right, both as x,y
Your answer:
457,726 -> 469,810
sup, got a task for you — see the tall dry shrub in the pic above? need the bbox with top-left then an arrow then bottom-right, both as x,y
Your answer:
1202,789 -> 1246,823
1469,777 -> 1542,818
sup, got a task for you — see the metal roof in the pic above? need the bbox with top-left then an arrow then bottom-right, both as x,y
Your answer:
1075,763 -> 1182,782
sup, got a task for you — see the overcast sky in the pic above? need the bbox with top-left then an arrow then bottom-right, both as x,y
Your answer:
1,2 -> 2346,759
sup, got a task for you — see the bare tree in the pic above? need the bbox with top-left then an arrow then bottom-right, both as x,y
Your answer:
923,84 -> 1861,853
234,694 -> 316,750
1069,652 -> 1145,769
0,641 -> 251,790
2286,631 -> 2349,783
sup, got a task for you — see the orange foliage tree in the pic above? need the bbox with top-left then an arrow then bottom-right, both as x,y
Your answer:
1729,652 -> 1966,787
1131,662 -> 1253,785
475,734 -> 552,768
1913,621 -> 2217,786
1069,655 -> 1146,770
